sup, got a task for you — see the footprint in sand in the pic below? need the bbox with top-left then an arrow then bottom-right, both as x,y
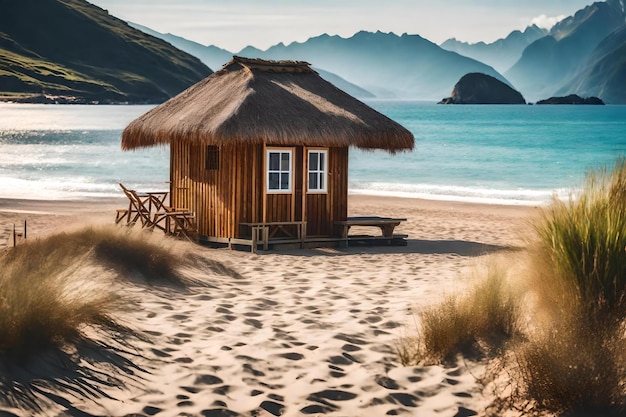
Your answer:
243,363 -> 265,377
254,298 -> 279,307
341,344 -> 361,353
455,406 -> 478,417
334,333 -> 367,345
328,364 -> 345,378
445,377 -> 460,386
213,385 -> 231,395
300,404 -> 336,414
206,326 -> 224,332
195,374 -> 224,385
308,389 -> 358,402
200,407 -> 239,416
362,315 -> 383,324
278,352 -> 304,361
260,400 -> 285,416
386,392 -> 420,407
301,390 -> 358,414
328,355 -> 352,366
142,406 -> 162,415
375,375 -> 401,390
151,348 -> 171,358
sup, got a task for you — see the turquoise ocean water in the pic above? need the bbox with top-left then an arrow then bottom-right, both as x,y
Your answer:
1,102 -> 625,205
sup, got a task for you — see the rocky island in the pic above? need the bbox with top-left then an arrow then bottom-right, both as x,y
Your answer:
438,72 -> 526,104
535,94 -> 605,105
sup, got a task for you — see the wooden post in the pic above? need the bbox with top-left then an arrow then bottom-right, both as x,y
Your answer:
262,143 -> 267,224
23,220 -> 27,239
12,223 -> 16,247
301,146 -> 307,230
290,146 -> 296,222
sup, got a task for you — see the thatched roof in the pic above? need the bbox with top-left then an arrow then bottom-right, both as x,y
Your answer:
122,56 -> 414,152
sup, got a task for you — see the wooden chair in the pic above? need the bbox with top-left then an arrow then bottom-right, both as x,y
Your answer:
115,208 -> 129,224
144,191 -> 196,235
119,183 -> 152,227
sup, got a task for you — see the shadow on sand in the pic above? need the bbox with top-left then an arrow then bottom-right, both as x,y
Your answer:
0,334 -> 145,416
277,238 -> 520,258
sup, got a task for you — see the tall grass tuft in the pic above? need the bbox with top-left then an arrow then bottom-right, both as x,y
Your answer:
0,225 -> 185,356
531,158 -> 626,326
400,159 -> 626,414
514,322 -> 626,414
508,159 -> 626,414
402,264 -> 520,364
0,245 -> 120,355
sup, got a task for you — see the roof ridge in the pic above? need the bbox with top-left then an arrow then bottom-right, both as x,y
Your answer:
218,56 -> 316,74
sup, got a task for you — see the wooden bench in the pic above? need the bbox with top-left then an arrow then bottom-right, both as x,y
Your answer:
240,221 -> 307,253
335,216 -> 407,247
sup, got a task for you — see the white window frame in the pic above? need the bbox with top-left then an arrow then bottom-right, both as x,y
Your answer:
266,148 -> 293,193
307,149 -> 328,194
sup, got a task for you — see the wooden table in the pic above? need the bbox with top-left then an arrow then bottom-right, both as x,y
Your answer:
240,221 -> 307,253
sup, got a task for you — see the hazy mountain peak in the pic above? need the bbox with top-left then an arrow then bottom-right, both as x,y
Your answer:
440,25 -> 547,73
228,29 -> 509,100
506,0 -> 626,102
550,0 -> 626,41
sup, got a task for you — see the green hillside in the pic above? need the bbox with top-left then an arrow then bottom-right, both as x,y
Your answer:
0,0 -> 212,103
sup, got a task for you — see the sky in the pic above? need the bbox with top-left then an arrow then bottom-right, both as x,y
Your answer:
88,0 -> 595,52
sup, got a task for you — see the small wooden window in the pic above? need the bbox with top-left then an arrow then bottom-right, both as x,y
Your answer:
307,149 -> 328,193
206,146 -> 219,170
267,149 -> 292,193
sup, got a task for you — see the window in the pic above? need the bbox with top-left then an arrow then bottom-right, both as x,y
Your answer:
206,146 -> 219,170
308,150 -> 327,193
267,149 -> 292,192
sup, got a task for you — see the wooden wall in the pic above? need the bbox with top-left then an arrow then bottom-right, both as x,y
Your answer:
171,142 -> 262,238
170,143 -> 348,240
305,147 -> 348,236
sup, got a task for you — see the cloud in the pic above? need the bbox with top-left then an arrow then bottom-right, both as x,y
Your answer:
529,14 -> 566,30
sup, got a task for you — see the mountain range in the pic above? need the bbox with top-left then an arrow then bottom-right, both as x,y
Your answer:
557,23 -> 626,103
0,0 -> 211,103
128,22 -> 374,99
130,25 -> 508,101
440,25 -> 548,73
505,0 -> 626,102
1,0 -> 626,104
131,0 -> 626,103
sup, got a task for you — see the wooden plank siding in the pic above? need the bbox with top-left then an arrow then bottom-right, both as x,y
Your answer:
170,143 -> 348,241
305,147 -> 348,236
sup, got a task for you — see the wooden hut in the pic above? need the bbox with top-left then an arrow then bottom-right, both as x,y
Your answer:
122,56 -> 414,249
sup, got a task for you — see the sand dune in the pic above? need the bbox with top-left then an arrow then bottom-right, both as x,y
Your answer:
0,195 -> 535,416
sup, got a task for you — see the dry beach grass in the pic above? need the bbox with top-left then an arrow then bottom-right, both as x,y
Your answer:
403,160 -> 626,416
0,194 -> 537,416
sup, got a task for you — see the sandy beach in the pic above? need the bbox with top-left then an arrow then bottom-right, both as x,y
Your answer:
0,195 -> 537,417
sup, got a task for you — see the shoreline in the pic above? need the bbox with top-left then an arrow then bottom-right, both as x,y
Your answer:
0,194 -> 540,215
0,193 -> 537,255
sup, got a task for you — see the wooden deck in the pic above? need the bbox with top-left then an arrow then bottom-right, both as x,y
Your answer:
200,217 -> 408,253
